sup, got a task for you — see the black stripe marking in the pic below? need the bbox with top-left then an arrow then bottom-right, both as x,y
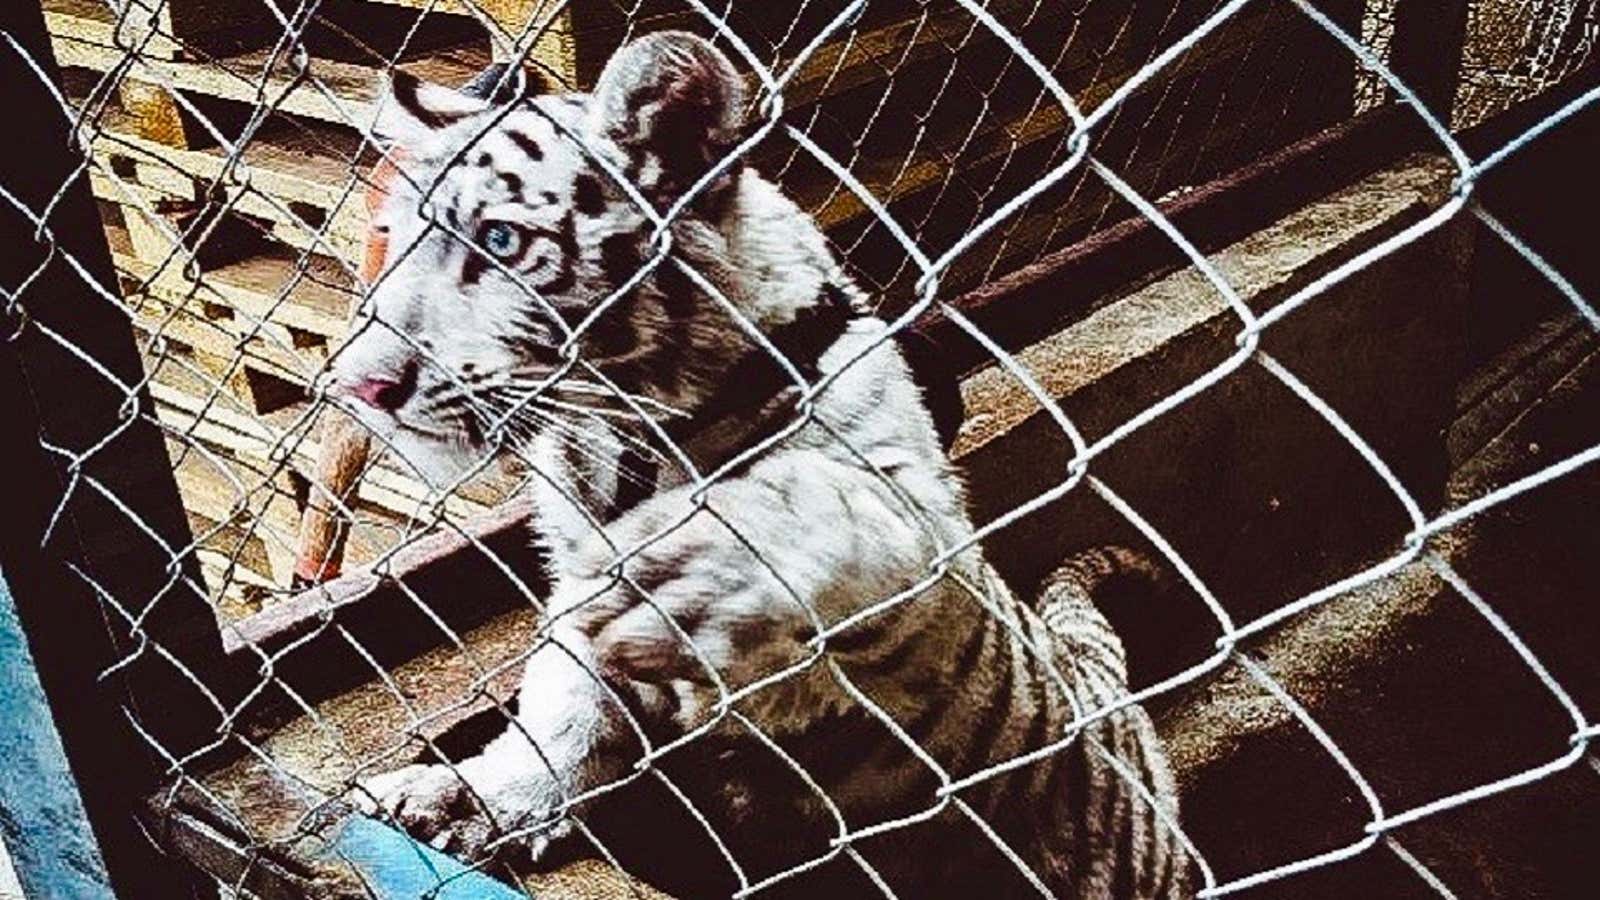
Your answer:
854,624 -> 922,678
994,659 -> 1057,816
958,635 -> 1017,774
828,604 -> 907,666
531,210 -> 579,297
623,543 -> 695,601
893,327 -> 965,452
654,258 -> 698,321
505,129 -> 544,162
501,319 -> 563,366
462,250 -> 488,286
1062,721 -> 1095,880
664,295 -> 854,449
598,230 -> 644,292
573,173 -> 607,216
905,617 -> 990,740
823,617 -> 891,655
609,446 -> 660,519
588,299 -> 643,360
390,71 -> 469,130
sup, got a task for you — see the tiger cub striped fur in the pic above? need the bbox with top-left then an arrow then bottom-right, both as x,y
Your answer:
336,31 -> 1187,898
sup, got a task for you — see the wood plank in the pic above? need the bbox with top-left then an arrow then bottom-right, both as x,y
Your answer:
225,495 -> 536,655
148,367 -> 514,517
44,0 -> 284,55
127,296 -> 326,392
42,0 -> 180,59
318,0 -> 582,82
111,254 -> 331,400
49,28 -> 491,128
366,0 -> 1005,98
776,0 -> 1033,108
148,383 -> 505,527
164,427 -> 422,601
921,105 -> 1419,378
86,105 -> 363,213
170,443 -> 301,588
85,134 -> 369,262
114,241 -> 359,339
150,382 -> 505,616
48,0 -> 1045,133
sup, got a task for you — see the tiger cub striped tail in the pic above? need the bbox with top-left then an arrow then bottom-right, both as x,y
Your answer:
1039,545 -> 1190,898
1039,545 -> 1166,688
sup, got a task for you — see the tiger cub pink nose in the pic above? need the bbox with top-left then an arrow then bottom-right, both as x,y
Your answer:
347,360 -> 418,412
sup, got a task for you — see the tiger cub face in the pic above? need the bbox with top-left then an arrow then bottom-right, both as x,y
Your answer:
330,32 -> 844,483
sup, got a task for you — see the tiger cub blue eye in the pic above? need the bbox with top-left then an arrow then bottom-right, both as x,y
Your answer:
480,222 -> 525,261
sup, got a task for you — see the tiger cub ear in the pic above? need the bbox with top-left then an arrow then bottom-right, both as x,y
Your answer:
373,70 -> 491,145
587,31 -> 746,205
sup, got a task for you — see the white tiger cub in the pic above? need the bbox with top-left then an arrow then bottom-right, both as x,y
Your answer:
335,31 -> 1187,898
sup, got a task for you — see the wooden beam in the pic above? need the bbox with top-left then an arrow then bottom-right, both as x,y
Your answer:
923,105 -> 1420,376
1162,315 -> 1599,895
0,3 -> 228,895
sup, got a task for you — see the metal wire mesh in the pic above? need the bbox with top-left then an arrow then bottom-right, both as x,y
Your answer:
1357,0 -> 1598,123
2,0 -> 1597,897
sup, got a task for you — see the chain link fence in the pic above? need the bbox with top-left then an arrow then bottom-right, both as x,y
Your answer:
1,0 -> 1597,897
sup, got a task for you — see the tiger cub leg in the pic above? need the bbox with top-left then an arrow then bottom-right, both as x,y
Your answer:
356,626 -> 622,858
356,524 -> 821,858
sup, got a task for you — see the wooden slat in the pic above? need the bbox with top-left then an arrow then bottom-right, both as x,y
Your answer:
42,0 -> 180,58
774,0 -> 1032,108
93,175 -> 367,263
128,298 -> 326,394
90,106 -> 362,211
49,27 -> 489,128
47,0 -> 1044,131
369,0 -> 581,81
152,384 -> 515,614
46,0 -> 287,148
786,0 -> 1308,298
170,445 -> 300,587
114,239 -> 359,339
148,380 -> 506,524
224,495 -> 536,654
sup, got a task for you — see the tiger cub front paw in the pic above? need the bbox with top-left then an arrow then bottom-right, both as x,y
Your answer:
355,763 -> 497,857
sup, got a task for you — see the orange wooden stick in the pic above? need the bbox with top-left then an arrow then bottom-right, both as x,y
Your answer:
291,151 -> 404,589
